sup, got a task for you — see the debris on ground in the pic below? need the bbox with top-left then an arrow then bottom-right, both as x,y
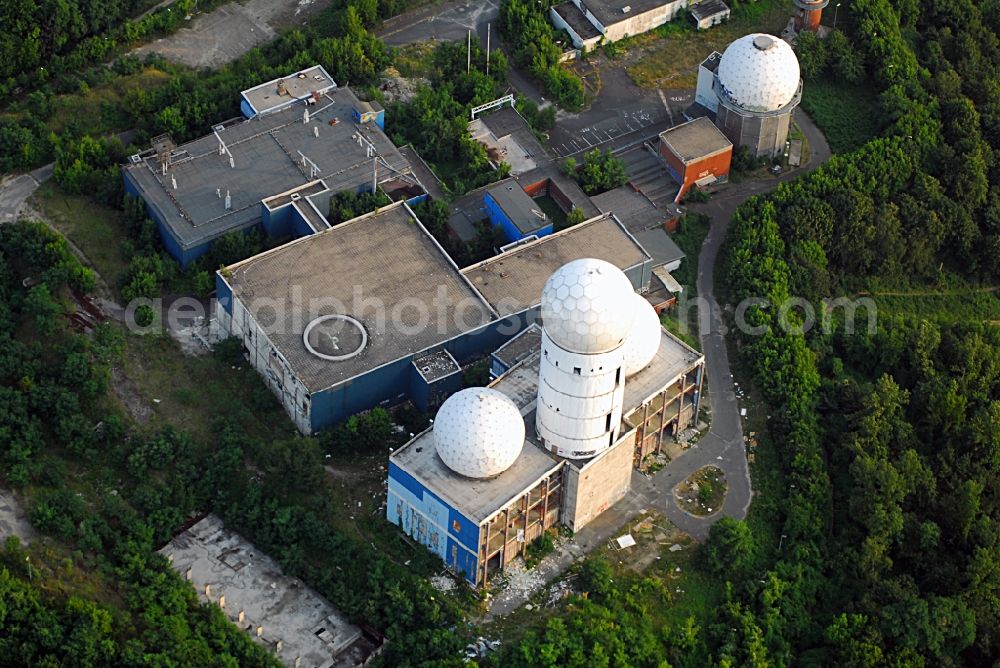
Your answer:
615,534 -> 637,549
429,574 -> 456,592
380,71 -> 429,104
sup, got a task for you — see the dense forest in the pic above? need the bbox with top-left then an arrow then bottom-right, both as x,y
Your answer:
2,0 -> 999,665
486,0 -> 1000,665
0,221 -> 469,665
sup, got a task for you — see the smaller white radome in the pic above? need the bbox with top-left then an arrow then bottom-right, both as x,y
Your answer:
623,293 -> 662,377
540,258 -> 637,354
433,388 -> 525,479
717,33 -> 800,113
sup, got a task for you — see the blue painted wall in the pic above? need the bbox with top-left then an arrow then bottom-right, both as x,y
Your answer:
240,97 -> 256,119
262,202 -> 294,238
387,461 -> 479,584
124,169 -> 210,268
484,191 -> 520,243
291,205 -> 318,237
484,192 -> 553,243
409,364 -> 463,413
216,274 -> 233,316
352,107 -> 385,130
308,314 -> 530,432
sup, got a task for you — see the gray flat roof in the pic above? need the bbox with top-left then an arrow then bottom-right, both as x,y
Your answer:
690,0 -> 730,20
398,146 -> 446,201
462,214 -> 650,316
633,227 -> 685,268
391,318 -> 703,523
591,186 -> 681,232
487,180 -> 549,235
492,323 -> 543,370
583,0 -> 673,28
125,86 -> 412,252
160,515 -> 363,668
392,427 -> 561,524
659,116 -> 733,163
700,51 -> 723,73
553,2 -> 602,40
222,203 -> 495,393
242,65 -> 336,116
413,349 -> 461,383
624,329 -> 703,407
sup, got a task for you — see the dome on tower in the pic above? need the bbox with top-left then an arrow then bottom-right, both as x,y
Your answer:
433,388 -> 525,479
717,33 -> 800,113
540,258 -> 637,355
623,293 -> 662,377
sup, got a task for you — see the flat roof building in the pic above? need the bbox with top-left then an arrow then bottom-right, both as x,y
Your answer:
462,213 -> 652,316
694,34 -> 803,158
215,202 -> 502,434
658,117 -> 733,200
551,0 -> 692,49
689,0 -> 731,30
388,314 -> 704,587
484,180 -> 553,242
454,106 -> 597,244
124,77 -> 417,266
161,515 -> 378,667
239,65 -> 337,118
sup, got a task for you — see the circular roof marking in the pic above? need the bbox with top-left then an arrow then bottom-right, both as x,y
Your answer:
302,314 -> 368,361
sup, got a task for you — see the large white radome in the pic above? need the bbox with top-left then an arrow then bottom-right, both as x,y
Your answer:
541,258 -> 636,354
623,293 -> 662,377
433,388 -> 525,479
717,33 -> 800,113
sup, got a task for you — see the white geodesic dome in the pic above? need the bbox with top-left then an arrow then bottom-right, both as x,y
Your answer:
717,34 -> 800,113
540,258 -> 637,355
433,388 -> 525,479
623,293 -> 662,377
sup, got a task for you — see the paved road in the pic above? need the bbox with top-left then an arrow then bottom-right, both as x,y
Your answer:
644,107 -> 833,539
378,0 -> 499,47
489,109 -> 833,615
0,163 -> 53,223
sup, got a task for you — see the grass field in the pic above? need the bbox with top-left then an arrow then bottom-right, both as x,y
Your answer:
30,182 -> 131,291
390,42 -> 436,78
627,0 -> 790,89
800,76 -> 882,153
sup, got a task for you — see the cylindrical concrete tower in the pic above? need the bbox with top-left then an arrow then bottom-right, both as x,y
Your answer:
535,259 -> 636,459
793,0 -> 829,32
714,33 -> 802,158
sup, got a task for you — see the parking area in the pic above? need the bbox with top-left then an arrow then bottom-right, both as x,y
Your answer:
378,0 -> 499,47
547,57 -> 695,158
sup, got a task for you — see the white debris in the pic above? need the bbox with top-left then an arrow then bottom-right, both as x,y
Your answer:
429,574 -> 456,592
616,534 -> 637,549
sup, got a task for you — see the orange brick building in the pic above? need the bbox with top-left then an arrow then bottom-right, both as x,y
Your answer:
658,117 -> 733,202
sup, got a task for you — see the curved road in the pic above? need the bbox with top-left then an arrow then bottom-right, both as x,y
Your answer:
634,108 -> 832,540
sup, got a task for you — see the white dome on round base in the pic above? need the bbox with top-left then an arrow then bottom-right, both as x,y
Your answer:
433,388 -> 525,479
541,258 -> 637,354
717,33 -> 800,113
623,293 -> 662,377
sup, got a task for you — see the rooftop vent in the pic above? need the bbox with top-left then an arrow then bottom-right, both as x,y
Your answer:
753,35 -> 775,50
